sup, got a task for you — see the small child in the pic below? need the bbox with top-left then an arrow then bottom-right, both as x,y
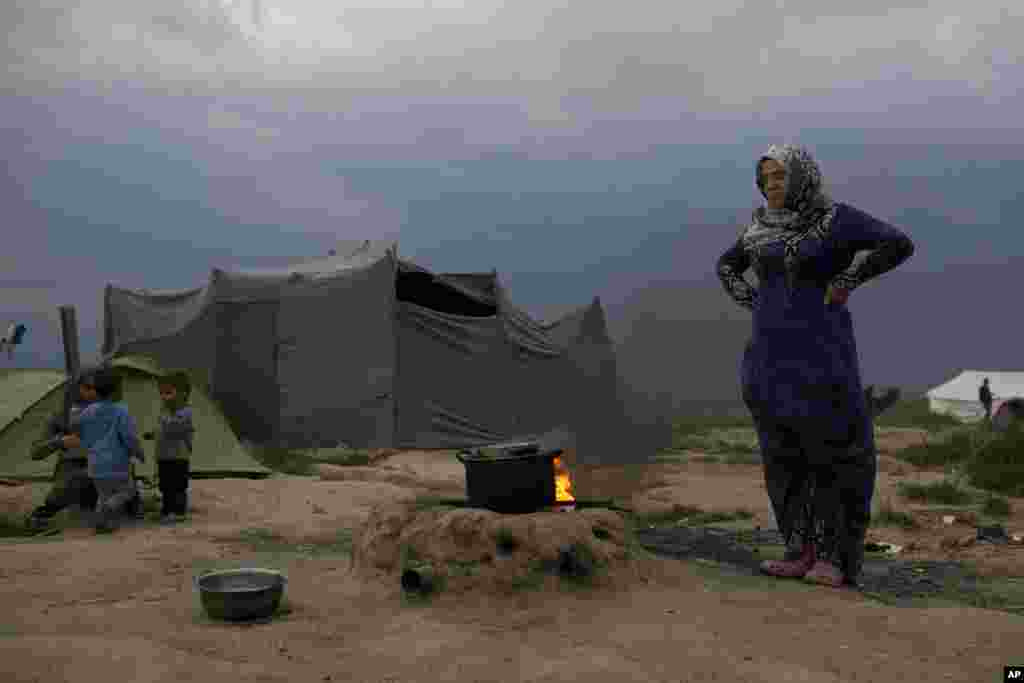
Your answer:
143,371 -> 194,525
24,371 -> 99,531
60,366 -> 146,534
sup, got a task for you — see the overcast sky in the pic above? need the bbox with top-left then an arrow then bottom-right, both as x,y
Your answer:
3,1 -> 1022,384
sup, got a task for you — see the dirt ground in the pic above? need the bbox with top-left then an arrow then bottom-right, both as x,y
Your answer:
2,440 -> 1022,683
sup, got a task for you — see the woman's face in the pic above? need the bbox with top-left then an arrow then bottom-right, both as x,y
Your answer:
760,159 -> 786,209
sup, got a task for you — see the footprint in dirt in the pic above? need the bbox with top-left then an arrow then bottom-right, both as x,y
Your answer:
635,526 -> 989,606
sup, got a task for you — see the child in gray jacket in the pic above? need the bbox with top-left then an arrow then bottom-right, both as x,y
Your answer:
143,371 -> 194,524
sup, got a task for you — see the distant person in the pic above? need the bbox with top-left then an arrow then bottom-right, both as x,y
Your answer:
142,371 -> 194,524
979,378 -> 993,421
24,371 -> 99,531
717,144 -> 914,588
58,367 -> 146,533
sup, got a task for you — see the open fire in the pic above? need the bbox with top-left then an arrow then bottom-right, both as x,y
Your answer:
553,456 -> 575,510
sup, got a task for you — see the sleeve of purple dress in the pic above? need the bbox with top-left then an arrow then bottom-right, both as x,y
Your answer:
716,237 -> 758,311
830,206 -> 915,292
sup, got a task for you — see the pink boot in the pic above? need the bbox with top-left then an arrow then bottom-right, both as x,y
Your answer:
803,560 -> 844,588
760,542 -> 815,578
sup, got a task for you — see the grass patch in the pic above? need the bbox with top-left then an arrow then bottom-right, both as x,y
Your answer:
494,528 -> 520,557
873,498 -> 919,529
508,562 -> 549,592
246,445 -> 315,476
664,417 -> 755,456
446,559 -> 482,577
230,527 -> 353,556
653,452 -> 690,464
884,422 -> 1024,498
234,527 -> 289,549
620,519 -> 654,561
966,427 -> 1024,498
399,543 -> 423,568
246,444 -> 382,476
981,494 -> 1012,518
874,398 -> 964,432
682,509 -> 755,526
398,544 -> 450,602
311,448 -> 374,467
897,480 -> 975,506
635,503 -> 704,527
633,504 -> 753,528
672,434 -> 761,457
894,430 -> 974,468
0,513 -> 36,539
553,542 -> 604,587
670,414 -> 754,441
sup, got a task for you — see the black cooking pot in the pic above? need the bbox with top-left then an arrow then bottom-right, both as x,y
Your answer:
456,443 -> 563,514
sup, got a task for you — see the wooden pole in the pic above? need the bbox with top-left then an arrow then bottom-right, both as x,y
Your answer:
59,306 -> 81,432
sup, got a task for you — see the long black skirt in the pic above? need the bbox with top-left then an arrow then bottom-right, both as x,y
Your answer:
754,419 -> 876,583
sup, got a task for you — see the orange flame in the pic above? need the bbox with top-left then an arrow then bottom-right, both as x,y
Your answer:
553,456 -> 575,502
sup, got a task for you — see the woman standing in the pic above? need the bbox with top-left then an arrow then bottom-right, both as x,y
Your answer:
717,144 -> 914,588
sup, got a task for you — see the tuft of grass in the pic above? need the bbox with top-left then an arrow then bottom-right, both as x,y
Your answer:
247,445 -> 315,476
653,451 -> 690,464
633,504 -> 752,528
670,414 -> 754,440
314,448 -> 374,467
0,513 -> 35,538
678,509 -> 755,527
873,498 -> 919,529
634,503 -> 704,527
980,494 -> 1012,518
508,562 -> 548,592
665,416 -> 755,455
230,527 -> 352,556
553,542 -> 603,588
234,527 -> 288,549
966,427 -> 1024,498
399,543 -> 423,568
894,429 -> 976,468
446,559 -> 482,577
896,479 -> 974,506
494,528 -> 520,556
874,398 -> 963,432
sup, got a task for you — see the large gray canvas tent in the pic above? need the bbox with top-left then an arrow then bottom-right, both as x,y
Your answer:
102,241 -> 667,464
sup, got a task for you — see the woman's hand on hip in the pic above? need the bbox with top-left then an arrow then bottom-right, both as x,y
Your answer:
825,285 -> 850,306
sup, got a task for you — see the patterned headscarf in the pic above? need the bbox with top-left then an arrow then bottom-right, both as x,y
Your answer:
744,144 -> 837,253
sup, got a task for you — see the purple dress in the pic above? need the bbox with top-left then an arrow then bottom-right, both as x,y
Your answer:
720,202 -> 913,444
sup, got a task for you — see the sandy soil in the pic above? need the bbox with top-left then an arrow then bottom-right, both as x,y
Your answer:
1,447 -> 1022,683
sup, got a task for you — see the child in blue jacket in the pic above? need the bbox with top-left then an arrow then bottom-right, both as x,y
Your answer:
59,367 -> 146,534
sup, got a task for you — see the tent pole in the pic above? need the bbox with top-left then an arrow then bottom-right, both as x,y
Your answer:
391,248 -> 400,448
58,305 -> 81,433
